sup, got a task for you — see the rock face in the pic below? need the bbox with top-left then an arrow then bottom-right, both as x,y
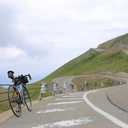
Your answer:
95,44 -> 128,54
112,44 -> 128,55
113,44 -> 128,50
94,44 -> 128,54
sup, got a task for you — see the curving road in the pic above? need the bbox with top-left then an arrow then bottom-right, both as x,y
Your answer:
1,83 -> 128,128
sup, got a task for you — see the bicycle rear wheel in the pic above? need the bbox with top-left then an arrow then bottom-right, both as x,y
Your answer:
23,87 -> 32,111
8,85 -> 21,117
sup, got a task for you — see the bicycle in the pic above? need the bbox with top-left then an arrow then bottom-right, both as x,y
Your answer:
7,71 -> 32,117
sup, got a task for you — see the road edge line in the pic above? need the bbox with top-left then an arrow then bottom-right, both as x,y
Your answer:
83,90 -> 128,128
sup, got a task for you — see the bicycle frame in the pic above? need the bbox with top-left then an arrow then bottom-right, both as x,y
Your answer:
7,71 -> 32,117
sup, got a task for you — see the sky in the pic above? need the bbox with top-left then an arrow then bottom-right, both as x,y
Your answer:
0,0 -> 128,84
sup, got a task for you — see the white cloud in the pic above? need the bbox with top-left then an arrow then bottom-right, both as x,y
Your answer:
6,47 -> 25,59
0,47 -> 25,60
0,0 -> 128,83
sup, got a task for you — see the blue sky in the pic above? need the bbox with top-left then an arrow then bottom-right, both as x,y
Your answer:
0,0 -> 128,84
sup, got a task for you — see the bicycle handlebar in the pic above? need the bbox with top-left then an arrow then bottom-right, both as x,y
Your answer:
7,71 -> 32,84
24,74 -> 32,80
15,74 -> 32,81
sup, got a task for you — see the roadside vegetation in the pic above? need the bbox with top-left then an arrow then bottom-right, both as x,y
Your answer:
72,75 -> 124,91
0,88 -> 9,113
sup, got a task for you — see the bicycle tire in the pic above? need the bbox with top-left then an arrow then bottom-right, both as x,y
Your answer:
23,86 -> 32,111
8,85 -> 21,117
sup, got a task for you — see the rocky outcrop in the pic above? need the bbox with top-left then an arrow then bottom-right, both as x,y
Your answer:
113,44 -> 128,50
112,44 -> 128,55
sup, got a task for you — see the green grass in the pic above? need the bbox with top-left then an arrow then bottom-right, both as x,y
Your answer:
72,75 -> 120,91
0,87 -> 10,113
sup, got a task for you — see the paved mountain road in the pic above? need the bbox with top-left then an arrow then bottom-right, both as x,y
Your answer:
1,84 -> 128,128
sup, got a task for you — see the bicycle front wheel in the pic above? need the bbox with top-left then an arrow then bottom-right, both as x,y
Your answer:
8,85 -> 21,117
23,87 -> 32,111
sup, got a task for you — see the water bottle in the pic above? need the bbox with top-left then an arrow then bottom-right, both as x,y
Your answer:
18,85 -> 22,91
18,85 -> 23,96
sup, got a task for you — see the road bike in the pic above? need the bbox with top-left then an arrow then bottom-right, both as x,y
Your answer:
7,71 -> 32,117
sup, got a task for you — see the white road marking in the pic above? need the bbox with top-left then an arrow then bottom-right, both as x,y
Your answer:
69,94 -> 84,96
32,117 -> 92,128
62,95 -> 83,97
56,98 -> 82,100
83,90 -> 128,128
69,92 -> 86,95
37,107 -> 78,114
47,101 -> 83,105
62,96 -> 79,97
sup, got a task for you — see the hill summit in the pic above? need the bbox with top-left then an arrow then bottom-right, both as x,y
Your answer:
39,33 -> 128,84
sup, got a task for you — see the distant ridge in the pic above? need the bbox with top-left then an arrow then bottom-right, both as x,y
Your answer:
97,33 -> 128,49
37,33 -> 128,84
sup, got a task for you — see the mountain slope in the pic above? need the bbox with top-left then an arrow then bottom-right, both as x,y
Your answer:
98,33 -> 128,49
38,33 -> 128,84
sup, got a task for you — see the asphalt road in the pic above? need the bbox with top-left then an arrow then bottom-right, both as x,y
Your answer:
1,84 -> 128,128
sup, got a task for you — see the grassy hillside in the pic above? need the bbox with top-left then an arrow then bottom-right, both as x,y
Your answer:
37,49 -> 99,84
37,33 -> 128,84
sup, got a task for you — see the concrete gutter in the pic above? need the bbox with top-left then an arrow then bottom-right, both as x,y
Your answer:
0,94 -> 64,124
0,100 -> 42,124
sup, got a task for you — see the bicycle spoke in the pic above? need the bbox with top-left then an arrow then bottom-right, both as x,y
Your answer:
24,87 -> 32,111
8,85 -> 21,117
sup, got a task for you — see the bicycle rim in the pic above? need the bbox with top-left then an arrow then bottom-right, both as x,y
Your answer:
24,87 -> 32,111
8,85 -> 21,117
